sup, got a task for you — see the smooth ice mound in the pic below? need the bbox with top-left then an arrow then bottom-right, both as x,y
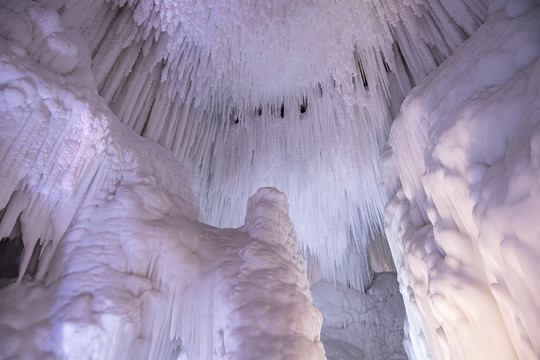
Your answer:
0,1 -> 324,358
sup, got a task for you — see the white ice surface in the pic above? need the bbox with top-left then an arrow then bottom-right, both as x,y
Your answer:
33,0 -> 489,290
4,0 -> 539,358
0,1 -> 324,358
385,2 -> 540,359
311,272 -> 407,360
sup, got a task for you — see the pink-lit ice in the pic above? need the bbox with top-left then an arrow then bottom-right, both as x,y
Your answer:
385,3 -> 540,359
0,2 -> 324,358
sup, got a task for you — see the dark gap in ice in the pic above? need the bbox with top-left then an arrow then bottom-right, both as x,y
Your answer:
353,48 -> 369,90
230,108 -> 239,124
395,43 -> 415,87
0,231 -> 42,281
0,237 -> 23,279
383,59 -> 391,73
300,97 -> 308,113
358,61 -> 369,89
26,242 -> 42,277
141,97 -> 156,136
280,103 -> 284,118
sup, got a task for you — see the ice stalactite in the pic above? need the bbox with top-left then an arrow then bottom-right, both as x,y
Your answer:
35,0 -> 489,290
0,0 -> 196,281
0,0 -> 111,282
0,1 -> 324,359
385,3 -> 540,359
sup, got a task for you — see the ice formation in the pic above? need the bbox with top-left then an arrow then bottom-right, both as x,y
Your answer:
0,1 -> 324,358
385,2 -> 540,359
33,0 -> 489,289
2,0 -> 540,358
311,272 -> 407,360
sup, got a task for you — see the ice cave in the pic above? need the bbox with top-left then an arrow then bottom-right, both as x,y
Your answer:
0,0 -> 539,358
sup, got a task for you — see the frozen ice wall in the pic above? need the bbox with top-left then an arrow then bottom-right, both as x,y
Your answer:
385,2 -> 540,358
312,272 -> 407,359
6,0 -> 539,357
0,1 -> 324,358
34,0 -> 489,289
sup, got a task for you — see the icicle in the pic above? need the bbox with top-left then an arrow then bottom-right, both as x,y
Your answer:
0,191 -> 30,239
25,0 -> 490,292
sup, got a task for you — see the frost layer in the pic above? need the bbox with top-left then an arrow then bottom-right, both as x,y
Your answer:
0,1 -> 324,359
385,3 -> 540,359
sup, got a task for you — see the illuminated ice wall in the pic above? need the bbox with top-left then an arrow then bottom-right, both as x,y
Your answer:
0,2 -> 324,358
386,3 -> 540,358
1,0 -> 540,358
35,0 -> 488,289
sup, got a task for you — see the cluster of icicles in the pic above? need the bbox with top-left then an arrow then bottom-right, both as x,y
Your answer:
34,0 -> 488,289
